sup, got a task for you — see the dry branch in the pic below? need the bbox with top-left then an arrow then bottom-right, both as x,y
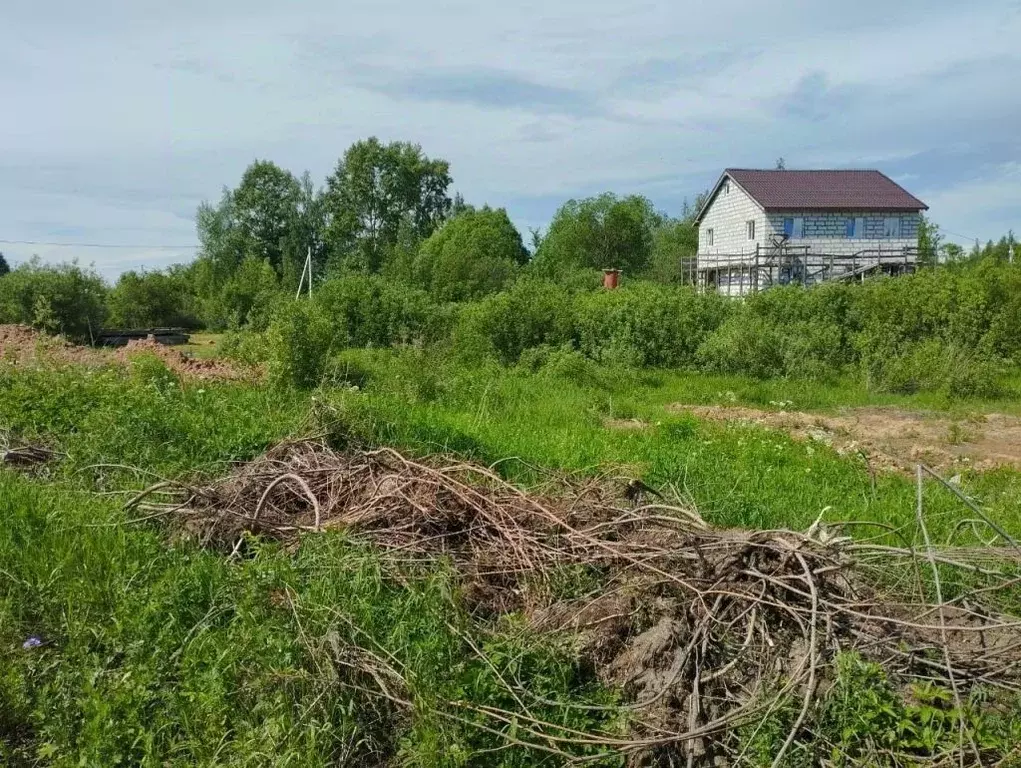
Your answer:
126,439 -> 1021,766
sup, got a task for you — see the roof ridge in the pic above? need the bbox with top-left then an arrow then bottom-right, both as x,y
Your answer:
726,168 -> 886,173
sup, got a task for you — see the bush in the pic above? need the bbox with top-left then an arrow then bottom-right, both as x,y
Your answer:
862,339 -> 1004,399
313,275 -> 435,348
413,207 -> 528,301
696,313 -> 789,379
126,352 -> 182,398
452,279 -> 575,364
219,330 -> 271,366
532,194 -> 660,277
107,268 -> 199,329
517,344 -> 604,388
0,259 -> 107,342
266,300 -> 333,388
324,349 -> 374,390
697,307 -> 847,381
574,283 -> 731,368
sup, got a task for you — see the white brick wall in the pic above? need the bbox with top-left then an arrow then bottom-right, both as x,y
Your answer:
697,175 -> 921,260
763,211 -> 921,256
698,181 -> 765,256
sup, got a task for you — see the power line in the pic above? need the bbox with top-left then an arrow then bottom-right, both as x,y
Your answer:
939,229 -> 981,244
0,239 -> 199,249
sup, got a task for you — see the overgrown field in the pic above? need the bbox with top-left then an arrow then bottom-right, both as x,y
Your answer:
3,333 -> 1021,765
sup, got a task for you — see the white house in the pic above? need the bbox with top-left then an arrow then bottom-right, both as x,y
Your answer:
694,169 -> 928,296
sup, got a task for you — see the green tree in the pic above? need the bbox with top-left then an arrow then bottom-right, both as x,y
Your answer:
941,243 -> 965,262
107,268 -> 198,329
532,194 -> 660,278
0,251 -> 9,277
413,207 -> 528,301
192,161 -> 316,328
218,256 -> 283,331
232,160 -> 304,274
322,138 -> 452,274
917,215 -> 941,267
0,259 -> 107,341
643,218 -> 699,284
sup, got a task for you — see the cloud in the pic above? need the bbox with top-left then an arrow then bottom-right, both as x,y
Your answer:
357,67 -> 603,117
1,0 -> 1020,276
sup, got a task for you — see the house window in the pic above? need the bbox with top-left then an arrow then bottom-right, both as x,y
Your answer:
706,228 -> 714,246
846,218 -> 856,237
723,181 -> 730,195
855,217 -> 864,238
784,217 -> 804,238
747,220 -> 755,240
884,217 -> 900,237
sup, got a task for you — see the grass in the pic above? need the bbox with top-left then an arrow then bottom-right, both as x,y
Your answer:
0,472 -> 619,766
170,332 -> 226,360
2,348 -> 1021,763
316,349 -> 1021,542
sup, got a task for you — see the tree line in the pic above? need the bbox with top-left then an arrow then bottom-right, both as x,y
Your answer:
0,136 -> 1014,345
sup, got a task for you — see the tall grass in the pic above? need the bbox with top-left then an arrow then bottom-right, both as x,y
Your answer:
3,348 -> 1021,763
0,472 -> 618,766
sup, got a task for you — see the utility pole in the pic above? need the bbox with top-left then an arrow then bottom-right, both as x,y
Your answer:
295,247 -> 313,299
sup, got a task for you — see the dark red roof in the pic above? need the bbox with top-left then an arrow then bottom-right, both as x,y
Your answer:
697,169 -> 928,221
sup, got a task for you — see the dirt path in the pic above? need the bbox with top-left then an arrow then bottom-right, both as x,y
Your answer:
668,403 -> 1021,474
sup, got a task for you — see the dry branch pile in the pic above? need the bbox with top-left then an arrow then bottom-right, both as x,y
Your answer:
0,431 -> 59,472
127,440 -> 1021,765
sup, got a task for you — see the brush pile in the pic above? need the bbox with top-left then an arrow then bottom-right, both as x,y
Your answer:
127,440 -> 1021,765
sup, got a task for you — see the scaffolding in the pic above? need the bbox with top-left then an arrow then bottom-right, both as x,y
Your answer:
697,235 -> 919,297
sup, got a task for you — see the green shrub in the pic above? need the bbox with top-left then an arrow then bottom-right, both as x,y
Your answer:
126,352 -> 182,398
452,279 -> 576,364
219,330 -> 271,366
863,339 -> 1004,399
413,207 -> 528,301
532,194 -> 659,277
0,259 -> 107,342
107,268 -> 199,329
518,344 -> 604,388
574,283 -> 730,368
324,349 -> 374,390
696,313 -> 787,379
314,275 -> 435,348
266,300 -> 333,388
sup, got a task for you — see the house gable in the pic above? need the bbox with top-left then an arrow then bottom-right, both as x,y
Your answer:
697,174 -> 766,256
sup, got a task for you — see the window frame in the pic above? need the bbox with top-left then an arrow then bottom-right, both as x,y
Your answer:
884,217 -> 901,238
747,220 -> 756,240
706,228 -> 714,247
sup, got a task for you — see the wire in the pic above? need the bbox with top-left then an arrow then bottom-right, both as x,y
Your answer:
0,239 -> 199,249
939,229 -> 981,244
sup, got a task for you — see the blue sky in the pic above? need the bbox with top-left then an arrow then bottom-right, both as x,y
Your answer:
2,0 -> 1019,279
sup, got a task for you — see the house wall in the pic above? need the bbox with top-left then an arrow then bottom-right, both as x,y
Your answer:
697,181 -> 766,256
763,211 -> 921,256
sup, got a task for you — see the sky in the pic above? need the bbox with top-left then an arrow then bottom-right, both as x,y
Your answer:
2,0 -> 1020,279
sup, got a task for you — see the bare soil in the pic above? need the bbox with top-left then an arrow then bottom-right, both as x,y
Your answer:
0,325 -> 252,381
669,403 -> 1021,474
118,338 -> 251,381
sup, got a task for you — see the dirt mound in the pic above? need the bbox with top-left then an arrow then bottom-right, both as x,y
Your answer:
0,324 -> 101,366
119,338 -> 250,381
0,325 -> 249,381
127,440 -> 1021,765
671,404 -> 1021,474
